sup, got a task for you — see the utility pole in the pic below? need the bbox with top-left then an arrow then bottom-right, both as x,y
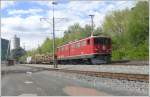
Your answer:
40,2 -> 61,68
89,15 -> 94,36
52,1 -> 57,68
40,1 -> 68,68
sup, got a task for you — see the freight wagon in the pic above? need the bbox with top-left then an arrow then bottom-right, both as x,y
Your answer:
29,54 -> 53,64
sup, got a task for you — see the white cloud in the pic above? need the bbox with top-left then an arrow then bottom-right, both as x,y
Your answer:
1,15 -> 49,33
103,1 -> 136,12
1,15 -> 51,50
115,1 -> 136,10
67,1 -> 101,12
1,1 -> 14,9
8,9 -> 43,15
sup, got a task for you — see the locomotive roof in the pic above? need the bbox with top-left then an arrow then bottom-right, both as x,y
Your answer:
57,36 -> 111,48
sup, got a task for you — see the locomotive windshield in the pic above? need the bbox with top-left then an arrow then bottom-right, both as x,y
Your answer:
94,37 -> 111,45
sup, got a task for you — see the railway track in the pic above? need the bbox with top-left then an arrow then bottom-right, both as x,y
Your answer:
110,60 -> 148,66
44,68 -> 149,82
40,60 -> 148,66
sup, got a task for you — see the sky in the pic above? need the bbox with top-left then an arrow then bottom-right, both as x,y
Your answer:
1,0 -> 137,51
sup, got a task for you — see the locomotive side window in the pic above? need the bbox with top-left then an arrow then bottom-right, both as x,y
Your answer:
81,40 -> 86,46
75,43 -> 77,48
76,42 -> 80,48
87,39 -> 90,45
71,45 -> 73,48
62,47 -> 64,51
65,46 -> 68,50
64,46 -> 66,50
72,44 -> 75,48
75,42 -> 79,48
73,44 -> 75,48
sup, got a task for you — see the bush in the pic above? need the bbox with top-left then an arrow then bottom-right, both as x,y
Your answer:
126,41 -> 148,60
112,40 -> 148,61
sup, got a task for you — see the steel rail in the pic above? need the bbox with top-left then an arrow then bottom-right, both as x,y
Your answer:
44,68 -> 149,82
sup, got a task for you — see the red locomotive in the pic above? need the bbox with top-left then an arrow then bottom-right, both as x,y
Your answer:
56,36 -> 112,64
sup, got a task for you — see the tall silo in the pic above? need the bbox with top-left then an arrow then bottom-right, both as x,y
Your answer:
13,35 -> 20,49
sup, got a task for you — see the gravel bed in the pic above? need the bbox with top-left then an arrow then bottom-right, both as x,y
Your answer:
22,64 -> 149,74
58,65 -> 149,74
47,70 -> 149,96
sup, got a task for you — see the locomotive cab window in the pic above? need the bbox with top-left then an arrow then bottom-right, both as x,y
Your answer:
87,39 -> 90,45
94,37 -> 110,45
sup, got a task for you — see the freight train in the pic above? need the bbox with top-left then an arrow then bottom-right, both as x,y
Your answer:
27,36 -> 112,64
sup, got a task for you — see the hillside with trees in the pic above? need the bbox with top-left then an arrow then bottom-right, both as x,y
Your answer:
24,1 -> 149,61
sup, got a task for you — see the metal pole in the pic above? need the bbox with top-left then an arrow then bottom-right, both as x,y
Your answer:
40,2 -> 65,68
89,15 -> 94,36
52,2 -> 57,68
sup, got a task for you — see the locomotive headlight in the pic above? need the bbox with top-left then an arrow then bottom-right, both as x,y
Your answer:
102,45 -> 106,50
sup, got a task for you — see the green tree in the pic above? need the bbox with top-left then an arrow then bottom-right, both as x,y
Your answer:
40,38 -> 53,54
127,1 -> 149,46
102,9 -> 130,37
102,1 -> 148,60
